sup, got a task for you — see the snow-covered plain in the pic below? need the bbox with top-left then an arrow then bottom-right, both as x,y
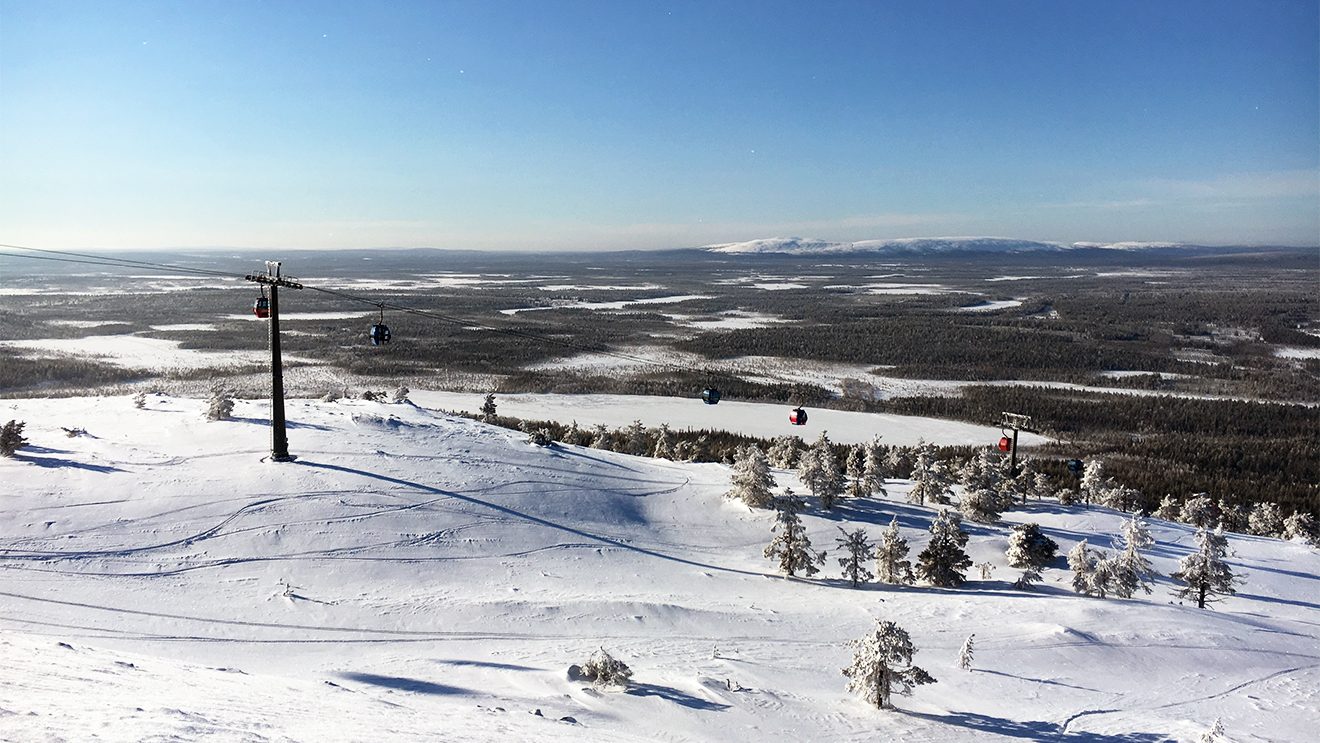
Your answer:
0,336 -> 301,372
2,395 -> 1316,742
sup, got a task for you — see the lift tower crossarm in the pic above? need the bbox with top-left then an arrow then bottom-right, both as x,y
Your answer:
244,262 -> 302,462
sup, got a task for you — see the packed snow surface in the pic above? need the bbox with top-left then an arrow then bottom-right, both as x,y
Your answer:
1,396 -> 1317,742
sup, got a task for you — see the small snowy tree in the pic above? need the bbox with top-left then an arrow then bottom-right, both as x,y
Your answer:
1217,499 -> 1249,534
1199,718 -> 1226,743
1111,514 -> 1157,598
391,385 -> 410,403
845,444 -> 868,498
836,527 -> 875,588
908,445 -> 950,506
916,509 -> 972,588
578,647 -> 633,689
876,516 -> 914,585
1154,494 -> 1181,521
624,420 -> 649,456
589,423 -> 610,449
766,435 -> 804,468
1006,522 -> 1058,589
0,420 -> 29,457
726,445 -> 777,509
1068,540 -> 1111,598
842,620 -> 936,710
480,393 -> 498,423
764,492 -> 824,577
799,431 -> 845,509
1172,527 -> 1240,609
1282,512 -> 1319,546
863,437 -> 889,498
1180,494 -> 1219,529
652,423 -> 674,460
957,633 -> 975,671
1079,459 -> 1109,506
959,486 -> 1003,524
205,389 -> 235,421
1247,502 -> 1284,537
132,392 -> 147,409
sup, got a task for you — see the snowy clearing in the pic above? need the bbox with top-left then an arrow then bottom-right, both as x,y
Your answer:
1273,347 -> 1320,360
0,395 -> 1314,741
662,311 -> 792,330
498,295 -> 711,315
957,299 -> 1023,312
46,320 -> 133,328
223,311 -> 372,321
410,390 -> 1049,447
0,335 -> 311,371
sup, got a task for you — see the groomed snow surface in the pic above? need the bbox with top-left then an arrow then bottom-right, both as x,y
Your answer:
2,396 -> 1317,742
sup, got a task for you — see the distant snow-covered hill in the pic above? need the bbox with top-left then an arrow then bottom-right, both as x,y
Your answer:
704,236 -> 1217,255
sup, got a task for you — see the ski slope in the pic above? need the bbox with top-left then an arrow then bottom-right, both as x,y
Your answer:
1,395 -> 1317,742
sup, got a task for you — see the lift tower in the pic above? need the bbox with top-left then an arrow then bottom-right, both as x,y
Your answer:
245,261 -> 303,462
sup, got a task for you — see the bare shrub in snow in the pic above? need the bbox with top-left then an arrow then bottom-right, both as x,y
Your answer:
205,390 -> 235,421
577,647 -> 633,689
841,620 -> 935,710
1,420 -> 29,457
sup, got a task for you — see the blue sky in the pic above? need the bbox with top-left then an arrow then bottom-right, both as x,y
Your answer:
1,0 -> 1316,250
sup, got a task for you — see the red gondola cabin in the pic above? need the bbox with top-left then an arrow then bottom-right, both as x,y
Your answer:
998,436 -> 1011,452
252,296 -> 270,318
789,407 -> 808,426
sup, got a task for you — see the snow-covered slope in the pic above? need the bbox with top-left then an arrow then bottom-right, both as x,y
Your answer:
1,395 -> 1317,742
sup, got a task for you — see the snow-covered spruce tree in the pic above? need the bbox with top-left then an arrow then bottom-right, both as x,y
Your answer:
766,435 -> 804,469
799,431 -> 845,510
1006,522 -> 1058,589
624,420 -> 649,456
863,437 -> 889,498
841,620 -> 936,710
726,445 -> 777,509
205,389 -> 235,421
1248,502 -> 1284,537
132,392 -> 147,409
916,509 -> 972,588
652,423 -> 674,460
589,423 -> 610,449
908,446 -> 950,506
1282,512 -> 1319,546
1179,494 -> 1220,529
836,527 -> 875,588
886,445 -> 913,479
480,392 -> 497,423
1068,540 -> 1109,598
579,647 -> 633,689
0,420 -> 29,457
876,516 -> 915,585
1101,484 -> 1144,513
1199,718 -> 1227,743
1111,514 -> 1156,598
1029,471 -> 1053,502
1217,499 -> 1250,534
959,486 -> 1003,524
960,448 -> 1003,494
1079,459 -> 1109,506
846,444 -> 868,498
957,633 -> 975,671
391,386 -> 410,403
1154,494 -> 1181,521
1056,487 -> 1081,507
764,491 -> 824,577
1172,527 -> 1240,609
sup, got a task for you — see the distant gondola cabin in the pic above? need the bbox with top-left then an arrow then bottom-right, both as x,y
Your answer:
252,296 -> 270,318
701,388 -> 721,405
998,436 -> 1011,452
369,323 -> 391,345
789,407 -> 807,426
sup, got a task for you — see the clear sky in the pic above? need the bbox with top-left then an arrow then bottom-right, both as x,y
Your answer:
1,0 -> 1317,251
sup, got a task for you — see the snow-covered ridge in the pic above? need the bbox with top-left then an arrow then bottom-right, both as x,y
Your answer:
704,236 -> 1220,255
